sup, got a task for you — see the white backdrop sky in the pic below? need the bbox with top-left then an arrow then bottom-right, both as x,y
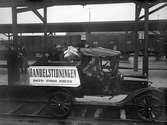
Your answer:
0,3 -> 167,24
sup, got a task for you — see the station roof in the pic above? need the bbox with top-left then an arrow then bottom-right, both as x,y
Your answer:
0,20 -> 166,33
0,0 -> 166,7
0,0 -> 138,7
0,0 -> 166,33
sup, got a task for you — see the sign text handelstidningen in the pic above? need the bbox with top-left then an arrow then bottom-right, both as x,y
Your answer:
29,68 -> 77,78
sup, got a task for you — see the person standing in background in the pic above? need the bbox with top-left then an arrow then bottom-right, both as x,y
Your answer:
7,45 -> 20,85
165,40 -> 167,60
18,44 -> 28,74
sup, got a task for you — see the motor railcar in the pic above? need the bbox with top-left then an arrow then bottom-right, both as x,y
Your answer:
22,47 -> 165,120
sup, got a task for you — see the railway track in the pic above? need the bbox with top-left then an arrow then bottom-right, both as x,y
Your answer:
0,97 -> 166,124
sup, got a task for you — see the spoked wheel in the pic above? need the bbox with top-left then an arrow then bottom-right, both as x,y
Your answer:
48,91 -> 73,118
135,93 -> 163,121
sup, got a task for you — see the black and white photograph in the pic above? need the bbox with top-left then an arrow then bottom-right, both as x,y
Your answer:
0,0 -> 166,125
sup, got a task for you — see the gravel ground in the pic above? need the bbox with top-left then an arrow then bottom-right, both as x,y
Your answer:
0,117 -> 164,125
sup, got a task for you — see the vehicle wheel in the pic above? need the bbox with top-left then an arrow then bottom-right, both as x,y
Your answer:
134,93 -> 163,121
48,91 -> 73,118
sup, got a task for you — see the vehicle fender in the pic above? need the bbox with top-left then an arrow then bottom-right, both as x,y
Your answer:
126,87 -> 164,102
45,87 -> 72,97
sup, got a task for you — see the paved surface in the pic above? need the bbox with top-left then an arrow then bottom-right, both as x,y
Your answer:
0,117 -> 165,125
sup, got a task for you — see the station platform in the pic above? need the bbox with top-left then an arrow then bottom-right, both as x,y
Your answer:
119,56 -> 167,88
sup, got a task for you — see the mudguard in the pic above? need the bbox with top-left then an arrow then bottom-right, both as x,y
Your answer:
124,86 -> 164,104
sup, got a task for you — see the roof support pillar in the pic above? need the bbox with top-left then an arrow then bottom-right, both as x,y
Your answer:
7,33 -> 10,41
134,3 -> 141,71
12,5 -> 17,45
44,6 -> 47,50
44,6 -> 47,37
143,3 -> 149,77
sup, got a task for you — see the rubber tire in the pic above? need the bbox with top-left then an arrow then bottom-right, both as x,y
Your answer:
48,91 -> 73,118
134,92 -> 164,121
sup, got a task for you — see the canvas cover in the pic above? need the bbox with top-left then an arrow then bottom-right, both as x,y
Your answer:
80,47 -> 121,57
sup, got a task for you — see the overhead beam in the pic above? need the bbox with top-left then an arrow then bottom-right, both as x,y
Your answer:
0,20 -> 167,33
17,7 -> 31,13
9,0 -> 167,13
1,0 -> 167,7
16,2 -> 66,14
16,0 -> 46,23
0,0 -> 135,7
31,8 -> 45,23
139,3 -> 167,20
16,1 -> 133,14
17,6 -> 43,13
148,0 -> 165,8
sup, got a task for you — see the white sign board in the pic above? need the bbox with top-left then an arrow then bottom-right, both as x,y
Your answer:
28,66 -> 80,87
81,34 -> 86,40
138,31 -> 144,40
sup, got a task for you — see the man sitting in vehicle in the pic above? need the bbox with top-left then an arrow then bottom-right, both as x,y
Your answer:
82,56 -> 104,82
52,45 -> 64,61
